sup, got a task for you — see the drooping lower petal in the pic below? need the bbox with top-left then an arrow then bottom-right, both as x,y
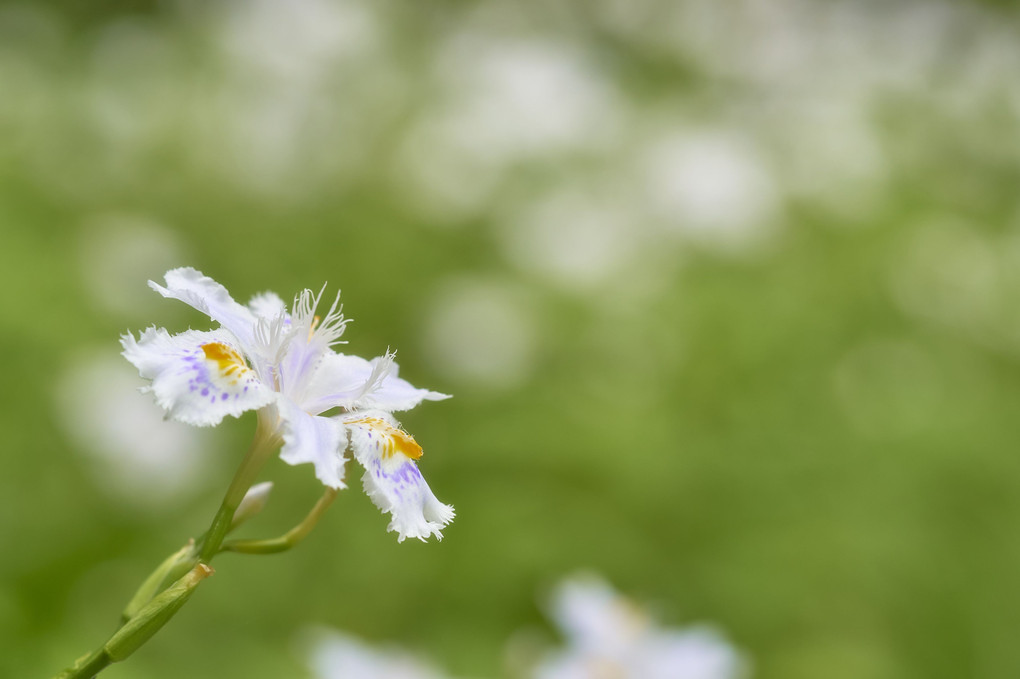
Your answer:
277,398 -> 348,489
341,411 -> 454,542
149,268 -> 259,349
121,327 -> 276,426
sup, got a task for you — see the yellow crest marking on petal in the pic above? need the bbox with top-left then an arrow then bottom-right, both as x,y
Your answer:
201,342 -> 250,384
349,416 -> 423,460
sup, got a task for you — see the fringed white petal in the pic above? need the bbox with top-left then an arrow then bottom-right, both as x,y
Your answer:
341,410 -> 454,542
291,286 -> 349,348
121,327 -> 276,426
249,293 -> 292,381
278,398 -> 348,489
302,353 -> 450,415
149,268 -> 258,349
276,288 -> 348,405
360,356 -> 451,412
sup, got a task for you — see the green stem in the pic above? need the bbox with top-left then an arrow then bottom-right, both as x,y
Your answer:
55,565 -> 213,679
222,488 -> 337,555
54,649 -> 111,679
197,422 -> 280,562
105,564 -> 214,662
54,412 -> 282,679
122,420 -> 281,620
121,540 -> 196,622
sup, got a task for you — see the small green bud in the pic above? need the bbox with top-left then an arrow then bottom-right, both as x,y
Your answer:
230,481 -> 274,531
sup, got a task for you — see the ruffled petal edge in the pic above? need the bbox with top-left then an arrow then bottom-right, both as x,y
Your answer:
341,410 -> 454,542
121,326 -> 276,427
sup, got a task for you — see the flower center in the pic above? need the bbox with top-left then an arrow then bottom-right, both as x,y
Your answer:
349,417 -> 423,460
201,342 -> 249,384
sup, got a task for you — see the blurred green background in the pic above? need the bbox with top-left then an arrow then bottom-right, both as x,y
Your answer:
3,0 -> 1020,677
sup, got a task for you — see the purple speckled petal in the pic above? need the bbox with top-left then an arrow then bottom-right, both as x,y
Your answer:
342,411 -> 454,542
121,327 -> 276,427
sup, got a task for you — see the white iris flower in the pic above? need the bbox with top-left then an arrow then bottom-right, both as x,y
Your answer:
121,267 -> 454,542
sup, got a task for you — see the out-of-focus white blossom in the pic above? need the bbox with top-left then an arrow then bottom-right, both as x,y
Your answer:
308,630 -> 453,679
640,129 -> 780,254
55,353 -> 213,508
422,278 -> 538,390
395,35 -> 625,219
534,575 -> 747,679
77,213 -> 188,317
497,186 -> 644,291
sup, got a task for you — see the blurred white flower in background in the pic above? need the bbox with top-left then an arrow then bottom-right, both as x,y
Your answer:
765,104 -> 887,220
55,352 -> 214,509
304,576 -> 745,679
432,37 -> 624,164
218,0 -> 378,79
307,630 -> 453,679
77,213 -> 189,318
496,185 -> 644,292
422,278 -> 539,391
194,0 -> 398,195
396,35 -> 625,219
668,0 -> 953,97
85,19 -> 179,161
6,0 -> 1019,251
887,218 -> 1005,347
640,128 -> 780,254
534,574 -> 746,679
393,122 -> 502,221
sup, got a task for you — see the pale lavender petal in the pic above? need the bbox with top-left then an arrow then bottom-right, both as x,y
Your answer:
302,353 -> 449,415
121,327 -> 275,427
300,353 -> 377,414
360,361 -> 451,412
278,398 -> 348,489
149,268 -> 258,349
